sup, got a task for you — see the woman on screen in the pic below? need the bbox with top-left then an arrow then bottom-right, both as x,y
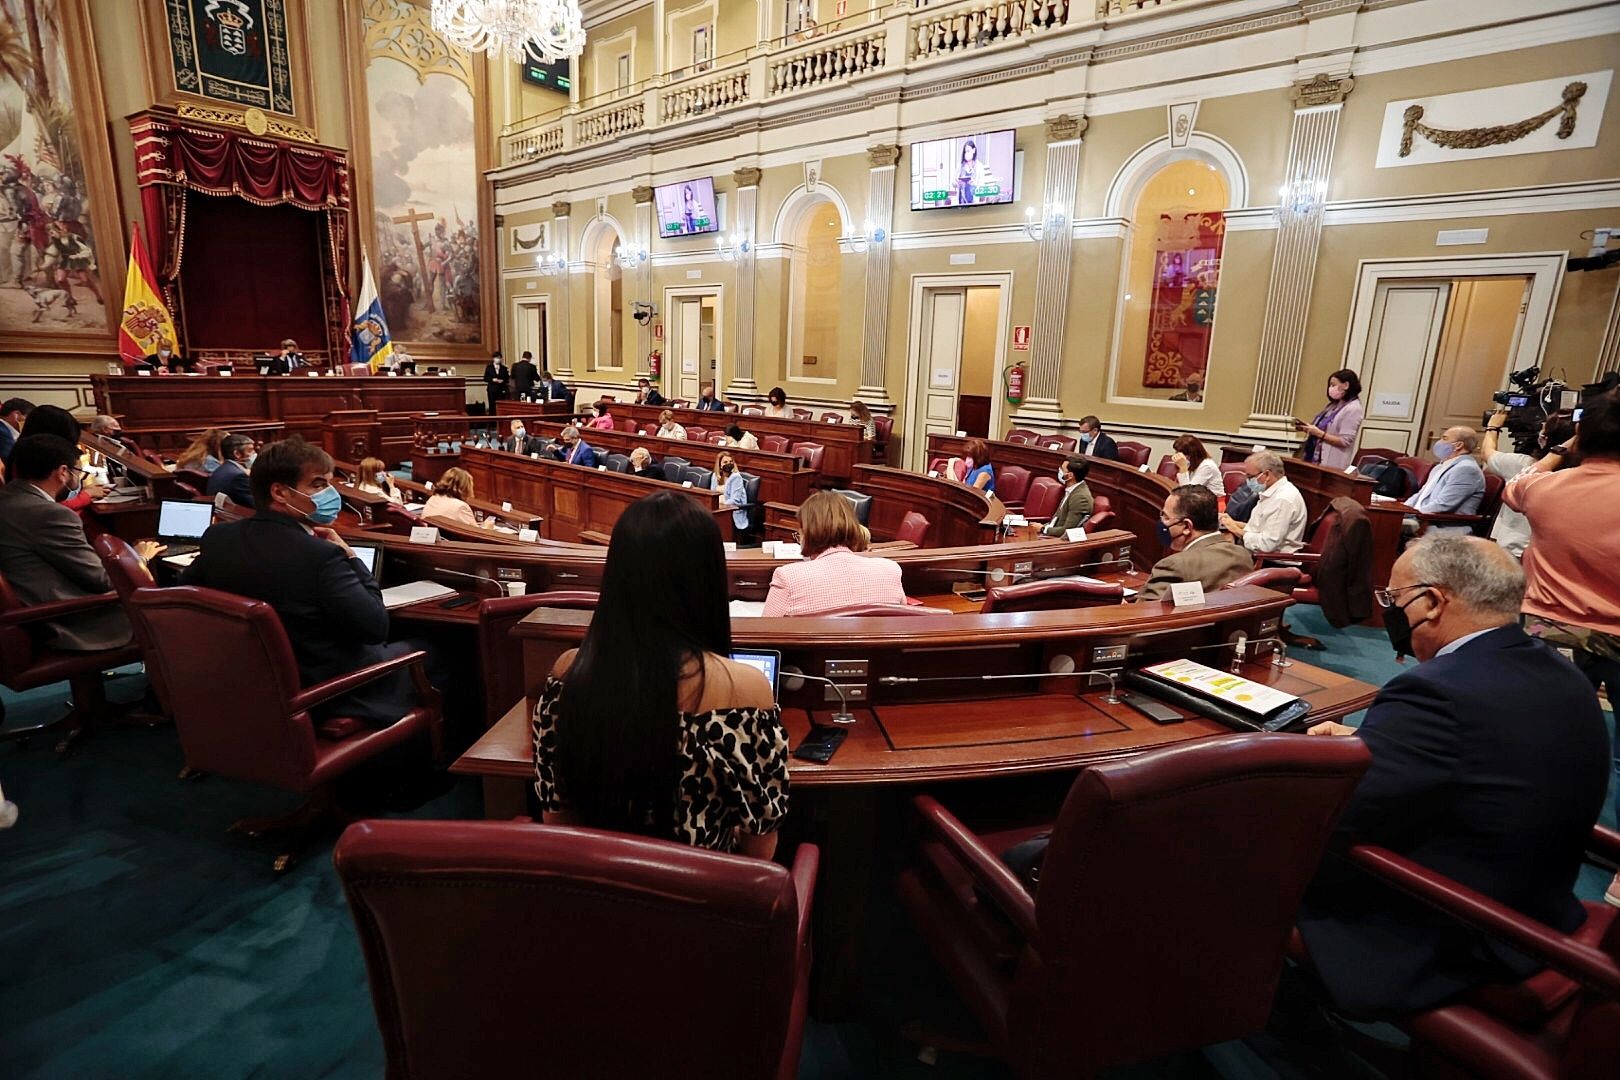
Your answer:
682,184 -> 700,234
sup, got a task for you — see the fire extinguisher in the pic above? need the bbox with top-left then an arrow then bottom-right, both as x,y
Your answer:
648,348 -> 661,377
1004,362 -> 1026,406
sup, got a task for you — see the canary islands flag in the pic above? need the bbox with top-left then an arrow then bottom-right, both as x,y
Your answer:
118,225 -> 178,368
351,253 -> 395,372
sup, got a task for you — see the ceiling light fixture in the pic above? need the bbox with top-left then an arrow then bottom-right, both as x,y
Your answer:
431,0 -> 586,64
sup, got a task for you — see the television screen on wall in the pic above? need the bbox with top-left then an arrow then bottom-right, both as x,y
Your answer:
519,56 -> 571,96
909,130 -> 1016,210
654,177 -> 719,237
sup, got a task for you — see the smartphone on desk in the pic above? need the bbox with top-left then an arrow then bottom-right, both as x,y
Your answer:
792,726 -> 847,764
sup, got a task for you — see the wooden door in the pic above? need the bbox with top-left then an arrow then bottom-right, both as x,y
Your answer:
1356,281 -> 1452,456
909,287 -> 966,470
1418,277 -> 1529,453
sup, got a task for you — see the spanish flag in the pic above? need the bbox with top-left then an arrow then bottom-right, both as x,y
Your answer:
118,225 -> 178,369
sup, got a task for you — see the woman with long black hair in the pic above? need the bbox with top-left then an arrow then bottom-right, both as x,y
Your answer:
531,492 -> 789,856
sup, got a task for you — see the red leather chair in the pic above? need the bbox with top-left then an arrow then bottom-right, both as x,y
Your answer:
0,568 -> 142,752
129,586 -> 442,871
760,434 -> 790,454
1313,827 -> 1620,1080
684,427 -> 708,442
92,533 -> 174,715
898,734 -> 1370,1078
1222,567 -> 1303,593
826,603 -> 949,617
897,511 -> 931,546
1252,507 -> 1338,606
1397,454 -> 1434,487
1155,455 -> 1180,480
792,443 -> 825,472
872,415 -> 893,461
1221,465 -> 1248,496
995,465 -> 1031,509
638,423 -> 658,436
981,579 -> 1125,613
1115,440 -> 1152,468
1006,428 -> 1039,445
336,820 -> 818,1080
1086,495 -> 1116,531
741,406 -> 764,416
1022,477 -> 1063,522
378,503 -> 422,535
1042,435 -> 1078,454
705,432 -> 728,445
820,411 -> 845,423
476,590 -> 598,729
791,408 -> 814,421
1355,447 -> 1405,466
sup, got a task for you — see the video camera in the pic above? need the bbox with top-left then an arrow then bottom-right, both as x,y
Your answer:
1485,366 -> 1572,455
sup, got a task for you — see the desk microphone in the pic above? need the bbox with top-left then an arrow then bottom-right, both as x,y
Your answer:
879,668 -> 1123,704
780,668 -> 857,725
431,565 -> 502,595
0,779 -> 17,829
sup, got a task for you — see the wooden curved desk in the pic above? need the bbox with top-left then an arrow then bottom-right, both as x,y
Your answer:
589,401 -> 874,485
925,433 -> 1174,564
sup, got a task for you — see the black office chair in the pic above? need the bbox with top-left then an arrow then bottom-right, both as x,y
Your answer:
682,466 -> 715,491
831,488 -> 872,526
602,453 -> 630,473
739,473 -> 764,543
661,458 -> 690,484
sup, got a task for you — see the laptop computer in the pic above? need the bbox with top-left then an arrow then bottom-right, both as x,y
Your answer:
156,499 -> 213,557
730,648 -> 781,698
348,542 -> 383,586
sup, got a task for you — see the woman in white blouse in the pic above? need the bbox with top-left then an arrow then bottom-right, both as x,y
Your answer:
1172,434 -> 1224,496
356,455 -> 404,504
656,409 -> 687,440
421,467 -> 489,528
763,387 -> 790,418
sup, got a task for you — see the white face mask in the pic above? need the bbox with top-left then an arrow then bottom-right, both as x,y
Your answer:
1057,469 -> 1068,485
512,426 -> 525,440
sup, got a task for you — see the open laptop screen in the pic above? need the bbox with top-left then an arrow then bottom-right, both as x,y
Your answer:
348,542 -> 381,584
157,500 -> 213,540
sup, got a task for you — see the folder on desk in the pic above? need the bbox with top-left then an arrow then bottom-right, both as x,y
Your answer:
380,581 -> 457,610
1124,658 -> 1310,733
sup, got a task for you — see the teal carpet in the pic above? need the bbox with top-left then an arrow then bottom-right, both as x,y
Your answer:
1,612 -> 1612,1079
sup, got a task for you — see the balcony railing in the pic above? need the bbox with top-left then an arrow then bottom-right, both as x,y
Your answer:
499,0 -> 1197,166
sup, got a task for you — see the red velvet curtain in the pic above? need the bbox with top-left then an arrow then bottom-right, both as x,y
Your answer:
129,111 -> 351,357
178,195 -> 327,350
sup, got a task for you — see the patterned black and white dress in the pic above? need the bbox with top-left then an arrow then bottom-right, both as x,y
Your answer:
532,677 -> 791,853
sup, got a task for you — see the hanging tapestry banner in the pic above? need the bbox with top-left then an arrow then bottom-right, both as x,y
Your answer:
1140,210 -> 1224,390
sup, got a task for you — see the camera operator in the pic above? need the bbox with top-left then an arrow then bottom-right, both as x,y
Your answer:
1481,407 -> 1574,559
1503,387 -> 1620,909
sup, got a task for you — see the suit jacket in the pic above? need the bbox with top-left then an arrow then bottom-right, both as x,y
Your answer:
1313,496 -> 1373,627
695,397 -> 726,412
206,460 -> 254,507
1041,482 -> 1094,536
537,377 -> 568,402
483,362 -> 511,400
180,511 -> 413,725
1410,454 -> 1485,522
555,440 -> 597,468
642,389 -> 666,406
0,482 -> 132,651
1298,624 -> 1608,1015
0,420 -> 15,465
511,360 -> 538,397
1085,432 -> 1120,461
1136,533 -> 1253,601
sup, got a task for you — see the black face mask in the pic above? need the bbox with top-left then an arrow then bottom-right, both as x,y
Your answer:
1384,592 -> 1432,659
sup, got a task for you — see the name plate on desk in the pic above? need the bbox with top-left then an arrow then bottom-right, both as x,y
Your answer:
1169,581 -> 1206,607
1064,527 -> 1087,542
136,369 -> 151,376
501,501 -> 513,512
518,528 -> 538,542
387,371 -> 398,377
409,526 -> 440,545
774,542 -> 803,560
218,369 -> 232,376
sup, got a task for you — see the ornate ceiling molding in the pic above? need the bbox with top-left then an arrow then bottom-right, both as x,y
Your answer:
363,0 -> 474,89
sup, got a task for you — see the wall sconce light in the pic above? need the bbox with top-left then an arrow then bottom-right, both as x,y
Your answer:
536,252 -> 567,276
615,243 -> 650,270
1023,203 -> 1068,241
716,233 -> 752,261
848,219 -> 887,253
1278,178 -> 1328,217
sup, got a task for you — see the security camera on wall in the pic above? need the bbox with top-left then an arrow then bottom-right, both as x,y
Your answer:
632,301 -> 658,325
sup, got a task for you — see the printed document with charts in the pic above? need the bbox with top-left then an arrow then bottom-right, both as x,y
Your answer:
1139,658 -> 1296,717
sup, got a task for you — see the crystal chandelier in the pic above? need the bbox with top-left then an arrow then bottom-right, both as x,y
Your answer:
431,0 -> 587,65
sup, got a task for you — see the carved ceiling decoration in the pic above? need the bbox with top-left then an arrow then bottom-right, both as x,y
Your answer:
176,101 -> 317,143
364,0 -> 475,89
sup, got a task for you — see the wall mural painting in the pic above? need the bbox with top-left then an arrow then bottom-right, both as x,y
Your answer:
164,0 -> 296,115
363,0 -> 482,345
0,0 -> 106,333
1141,210 -> 1224,389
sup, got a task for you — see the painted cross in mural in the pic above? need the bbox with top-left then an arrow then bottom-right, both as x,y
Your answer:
0,0 -> 106,331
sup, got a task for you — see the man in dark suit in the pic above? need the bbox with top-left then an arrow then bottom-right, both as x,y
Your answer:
1076,415 -> 1119,461
182,437 -> 432,726
1136,485 -> 1253,601
549,425 -> 597,468
483,352 -> 511,407
266,339 -> 307,374
511,351 -> 538,400
1298,536 -> 1608,1016
695,382 -> 726,411
536,369 -> 569,403
635,377 -> 665,406
1039,456 -> 1095,537
0,436 -> 158,650
0,397 -> 33,467
206,434 -> 256,507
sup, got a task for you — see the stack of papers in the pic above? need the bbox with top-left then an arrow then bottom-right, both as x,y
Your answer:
381,581 -> 457,609
162,551 -> 199,569
728,600 -> 767,618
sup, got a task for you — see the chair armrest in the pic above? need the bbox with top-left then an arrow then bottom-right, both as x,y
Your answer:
1589,824 -> 1620,867
911,794 -> 1037,941
1345,843 -> 1620,999
1411,510 -> 1485,527
789,843 -> 820,947
289,649 -> 430,715
0,591 -> 121,628
1253,550 -> 1321,567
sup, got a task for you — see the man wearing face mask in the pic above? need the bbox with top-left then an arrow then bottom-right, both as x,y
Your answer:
205,434 -> 256,508
1404,426 -> 1485,537
1296,537 -> 1607,1015
1220,451 -> 1307,554
0,435 -> 159,651
1039,456 -> 1094,537
182,437 -> 427,726
1137,486 -> 1252,601
1075,415 -> 1120,461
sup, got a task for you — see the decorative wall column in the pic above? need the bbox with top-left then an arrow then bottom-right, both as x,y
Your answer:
730,166 -> 762,392
1019,114 -> 1087,420
857,144 -> 902,402
550,200 -> 574,376
632,185 -> 655,373
1240,74 -> 1354,440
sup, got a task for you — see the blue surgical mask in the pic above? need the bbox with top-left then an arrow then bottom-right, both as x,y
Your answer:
1432,440 -> 1455,461
1080,432 -> 1094,444
303,484 -> 342,525
374,471 -> 388,486
1245,477 -> 1263,494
